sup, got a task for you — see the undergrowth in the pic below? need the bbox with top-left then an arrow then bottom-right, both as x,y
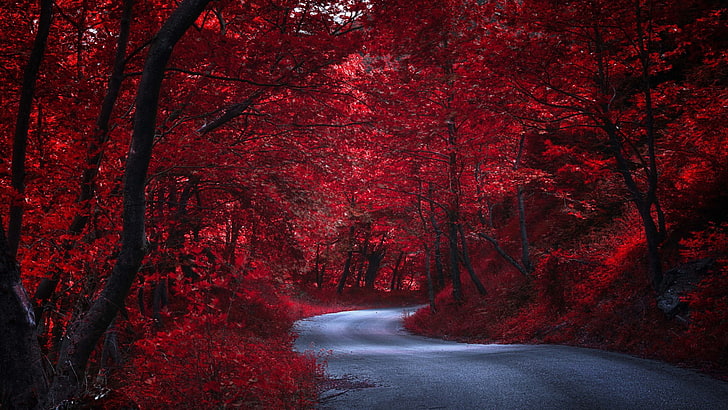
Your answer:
405,216 -> 728,380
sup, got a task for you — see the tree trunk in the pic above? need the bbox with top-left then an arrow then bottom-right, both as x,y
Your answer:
317,263 -> 326,289
33,0 -> 135,335
604,121 -> 663,290
355,240 -> 369,287
592,7 -> 664,292
0,226 -> 47,409
448,219 -> 464,301
457,224 -> 487,295
634,1 -> 665,289
337,225 -> 357,294
7,0 -> 53,257
513,132 -> 533,274
430,214 -> 446,288
336,250 -> 354,294
516,186 -> 533,273
1,1 -> 53,406
68,0 -> 134,235
364,249 -> 385,289
389,251 -> 404,291
424,245 -> 436,312
313,244 -> 323,288
477,231 -> 531,277
43,0 -> 212,406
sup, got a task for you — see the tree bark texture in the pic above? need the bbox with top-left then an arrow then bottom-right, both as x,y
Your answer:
477,231 -> 531,277
389,251 -> 404,291
0,226 -> 47,409
364,249 -> 385,289
424,246 -> 436,312
430,211 -> 446,288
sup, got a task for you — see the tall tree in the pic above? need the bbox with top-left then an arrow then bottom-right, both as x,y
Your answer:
44,0 -> 212,405
488,0 -> 682,290
0,0 -> 213,407
6,0 -> 53,257
1,1 -> 54,407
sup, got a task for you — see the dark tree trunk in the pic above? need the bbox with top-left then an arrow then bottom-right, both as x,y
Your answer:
337,250 -> 354,295
313,245 -> 327,289
424,245 -> 436,312
635,2 -> 665,290
477,231 -> 531,277
356,240 -> 369,287
152,279 -> 168,323
313,244 -> 323,288
7,0 -> 53,257
431,214 -> 446,288
337,225 -> 357,294
516,187 -> 533,273
34,0 -> 135,337
68,0 -> 134,235
457,224 -> 487,295
604,121 -> 663,290
476,197 -> 531,277
43,0 -> 212,406
389,251 -> 405,291
317,264 -> 326,289
448,219 -> 463,301
1,1 -> 53,406
513,133 -> 533,274
592,10 -> 664,292
364,249 -> 385,289
0,226 -> 47,409
416,184 -> 446,293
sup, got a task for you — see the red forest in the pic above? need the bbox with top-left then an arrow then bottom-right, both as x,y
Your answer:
1,0 -> 726,408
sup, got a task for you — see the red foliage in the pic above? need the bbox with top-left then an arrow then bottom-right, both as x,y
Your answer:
116,315 -> 320,409
406,210 -> 728,378
2,0 -> 727,406
92,273 -> 326,408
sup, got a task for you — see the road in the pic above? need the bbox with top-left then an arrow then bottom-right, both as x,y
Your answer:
293,306 -> 728,410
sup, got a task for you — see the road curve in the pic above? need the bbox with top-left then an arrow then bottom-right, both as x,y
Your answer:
293,306 -> 728,410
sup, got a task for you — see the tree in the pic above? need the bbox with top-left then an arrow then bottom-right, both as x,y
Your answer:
488,0 -> 680,291
6,0 -> 53,257
1,0 -> 212,407
0,225 -> 47,409
1,0 -> 53,406
48,0 -> 212,405
2,0 -> 369,404
357,0 -> 496,301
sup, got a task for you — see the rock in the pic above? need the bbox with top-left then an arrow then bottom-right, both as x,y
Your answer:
657,258 -> 713,317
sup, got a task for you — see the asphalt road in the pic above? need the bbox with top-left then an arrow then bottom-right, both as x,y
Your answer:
293,306 -> 728,410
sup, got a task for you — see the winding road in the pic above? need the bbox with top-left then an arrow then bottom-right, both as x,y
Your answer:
293,306 -> 728,410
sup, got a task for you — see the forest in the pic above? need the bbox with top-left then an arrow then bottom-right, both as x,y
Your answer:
0,0 -> 726,408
